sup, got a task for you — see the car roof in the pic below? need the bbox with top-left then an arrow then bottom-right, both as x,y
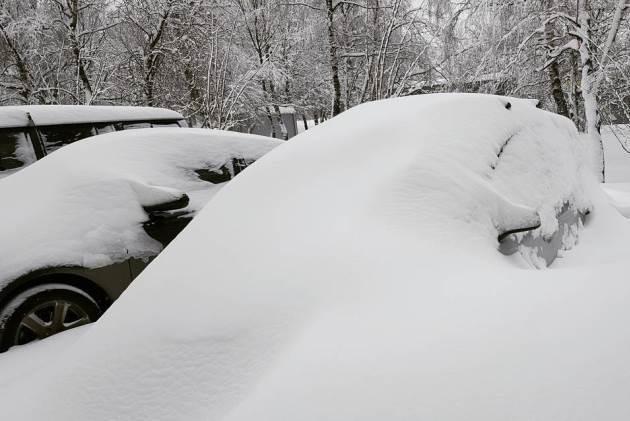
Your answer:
0,105 -> 184,129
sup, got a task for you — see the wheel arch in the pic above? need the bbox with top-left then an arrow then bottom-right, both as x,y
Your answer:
0,271 -> 113,316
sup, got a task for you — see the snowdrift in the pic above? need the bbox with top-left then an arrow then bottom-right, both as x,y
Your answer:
601,124 -> 630,217
2,94 -> 630,421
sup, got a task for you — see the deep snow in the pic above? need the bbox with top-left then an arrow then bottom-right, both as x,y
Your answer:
602,124 -> 630,182
1,94 -> 630,420
601,124 -> 630,216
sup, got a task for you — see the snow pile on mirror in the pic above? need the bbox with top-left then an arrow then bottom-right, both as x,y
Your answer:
0,128 -> 280,288
4,94 -> 629,421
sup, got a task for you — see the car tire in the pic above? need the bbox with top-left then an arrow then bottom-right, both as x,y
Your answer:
0,283 -> 102,352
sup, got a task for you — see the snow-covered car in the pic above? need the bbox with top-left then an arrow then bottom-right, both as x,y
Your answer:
5,94 -> 630,420
0,128 -> 281,351
0,105 -> 187,178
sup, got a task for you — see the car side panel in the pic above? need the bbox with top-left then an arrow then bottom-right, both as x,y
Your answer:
0,261 -> 133,313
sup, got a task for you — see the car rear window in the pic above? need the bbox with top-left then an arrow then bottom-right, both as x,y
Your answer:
39,124 -> 96,153
0,129 -> 37,174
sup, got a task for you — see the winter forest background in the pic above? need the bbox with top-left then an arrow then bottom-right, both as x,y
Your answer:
1,0 -> 629,139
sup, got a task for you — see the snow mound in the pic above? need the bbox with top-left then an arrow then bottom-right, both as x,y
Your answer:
3,94 -> 623,421
602,183 -> 630,217
0,128 -> 281,288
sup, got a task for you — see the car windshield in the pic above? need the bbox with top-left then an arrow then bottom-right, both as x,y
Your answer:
0,129 -> 37,175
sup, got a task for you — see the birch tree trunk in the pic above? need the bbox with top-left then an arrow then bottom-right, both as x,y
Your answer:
577,0 -> 628,181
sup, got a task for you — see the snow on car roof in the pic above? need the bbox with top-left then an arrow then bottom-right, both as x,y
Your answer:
0,128 -> 281,289
3,94 -> 623,421
0,105 -> 184,128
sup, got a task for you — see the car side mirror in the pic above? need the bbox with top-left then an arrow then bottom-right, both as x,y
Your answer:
497,220 -> 541,242
142,193 -> 190,213
195,158 -> 252,184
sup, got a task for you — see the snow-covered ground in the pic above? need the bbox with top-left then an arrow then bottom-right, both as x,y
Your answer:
1,95 -> 630,420
601,125 -> 630,217
602,124 -> 630,182
0,325 -> 86,387
296,119 -> 315,134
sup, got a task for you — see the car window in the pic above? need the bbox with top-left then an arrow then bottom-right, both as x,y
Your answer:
119,122 -> 151,130
39,124 -> 96,153
0,129 -> 37,174
232,157 -> 250,176
151,121 -> 180,128
95,124 -> 115,135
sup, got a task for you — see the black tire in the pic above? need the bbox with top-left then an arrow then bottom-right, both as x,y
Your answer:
0,283 -> 102,352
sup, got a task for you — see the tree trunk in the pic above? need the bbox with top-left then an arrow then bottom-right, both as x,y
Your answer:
68,0 -> 93,104
565,51 -> 583,129
577,0 -> 604,181
260,77 -> 288,140
272,104 -> 288,140
143,5 -> 172,107
325,0 -> 343,116
548,61 -> 569,118
575,0 -> 628,181
0,23 -> 32,103
266,109 -> 276,138
184,65 -> 201,126
543,0 -> 570,118
144,70 -> 156,106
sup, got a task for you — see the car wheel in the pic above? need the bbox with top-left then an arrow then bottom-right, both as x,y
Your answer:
0,283 -> 102,351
